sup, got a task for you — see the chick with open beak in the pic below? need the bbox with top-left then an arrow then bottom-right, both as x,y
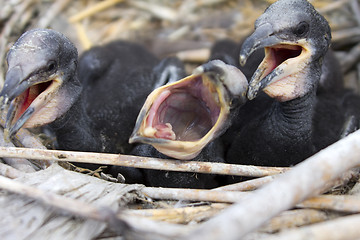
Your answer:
0,29 -> 81,141
129,60 -> 248,160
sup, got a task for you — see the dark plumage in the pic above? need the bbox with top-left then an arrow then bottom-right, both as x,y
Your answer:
224,0 -> 360,167
78,41 -> 185,153
0,29 -> 184,180
126,60 -> 248,188
210,40 -> 344,151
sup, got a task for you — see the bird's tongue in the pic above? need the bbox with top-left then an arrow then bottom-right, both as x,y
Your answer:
14,82 -> 51,123
153,91 -> 213,141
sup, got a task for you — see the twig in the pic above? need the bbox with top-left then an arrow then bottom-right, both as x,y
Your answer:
0,127 -> 37,172
124,203 -> 228,224
142,187 -> 248,203
318,0 -> 350,14
176,48 -> 210,63
260,209 -> 331,233
74,22 -> 93,50
68,0 -> 125,23
299,195 -> 360,213
261,214 -> 360,240
0,162 -> 25,179
182,130 -> 360,240
341,41 -> 360,73
0,0 -> 37,85
350,0 -> 360,27
332,27 -> 360,46
0,147 -> 288,177
37,0 -> 72,28
129,1 -> 177,21
214,175 -> 275,191
0,117 -> 51,169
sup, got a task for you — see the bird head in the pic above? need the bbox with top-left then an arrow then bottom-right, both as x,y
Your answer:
0,29 -> 81,139
240,0 -> 331,101
129,60 -> 248,160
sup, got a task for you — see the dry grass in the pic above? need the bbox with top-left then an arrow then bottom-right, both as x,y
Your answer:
1,0 -> 360,239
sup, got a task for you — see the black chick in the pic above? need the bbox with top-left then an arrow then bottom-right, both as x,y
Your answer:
226,0 -> 359,167
0,29 -> 99,152
124,60 -> 249,188
77,41 -> 185,154
210,39 -> 344,151
0,29 -> 184,175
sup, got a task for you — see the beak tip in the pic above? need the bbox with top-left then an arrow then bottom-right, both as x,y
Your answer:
239,55 -> 247,66
247,88 -> 258,100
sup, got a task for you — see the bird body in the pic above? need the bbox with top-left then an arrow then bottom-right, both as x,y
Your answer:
223,0 -> 360,167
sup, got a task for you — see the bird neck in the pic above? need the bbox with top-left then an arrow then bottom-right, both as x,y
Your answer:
48,79 -> 103,152
270,90 -> 316,138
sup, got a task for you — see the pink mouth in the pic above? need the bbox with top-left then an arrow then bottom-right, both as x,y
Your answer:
145,76 -> 221,141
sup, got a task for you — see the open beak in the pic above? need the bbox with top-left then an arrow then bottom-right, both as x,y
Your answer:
129,60 -> 248,160
0,67 -> 63,139
240,23 -> 312,101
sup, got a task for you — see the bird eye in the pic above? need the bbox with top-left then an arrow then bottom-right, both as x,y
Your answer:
293,21 -> 309,37
47,61 -> 57,72
230,97 -> 240,109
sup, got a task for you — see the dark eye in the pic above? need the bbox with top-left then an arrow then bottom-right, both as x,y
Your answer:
293,22 -> 309,37
230,97 -> 240,109
47,61 -> 57,72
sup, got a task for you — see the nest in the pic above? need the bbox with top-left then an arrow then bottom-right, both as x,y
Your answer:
1,0 -> 360,239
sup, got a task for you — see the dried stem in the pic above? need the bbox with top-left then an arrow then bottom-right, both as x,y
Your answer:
37,0 -> 72,28
260,209 -> 331,233
261,214 -> 360,240
0,147 -> 288,177
69,0 -> 125,23
176,48 -> 210,63
214,175 -> 276,191
142,187 -> 248,203
124,203 -> 228,224
182,130 -> 360,240
299,195 -> 360,213
0,162 -> 25,179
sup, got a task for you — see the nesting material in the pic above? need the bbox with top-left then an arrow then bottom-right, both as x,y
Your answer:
0,0 -> 360,239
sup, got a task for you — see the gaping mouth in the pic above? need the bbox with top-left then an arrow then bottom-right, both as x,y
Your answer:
260,44 -> 303,80
2,77 -> 62,139
11,80 -> 53,125
130,70 -> 231,160
247,41 -> 311,100
143,75 -> 221,141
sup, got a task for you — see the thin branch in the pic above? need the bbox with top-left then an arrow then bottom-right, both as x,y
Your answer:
68,0 -> 125,23
261,214 -> 360,240
74,22 -> 93,50
0,117 -> 51,169
37,0 -> 72,28
318,0 -> 350,14
124,203 -> 228,224
299,195 -> 360,213
260,209 -> 331,233
176,48 -> 210,63
129,1 -> 177,21
0,147 -> 288,177
0,162 -> 25,179
214,175 -> 275,191
351,0 -> 360,27
182,130 -> 360,240
142,187 -> 248,203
